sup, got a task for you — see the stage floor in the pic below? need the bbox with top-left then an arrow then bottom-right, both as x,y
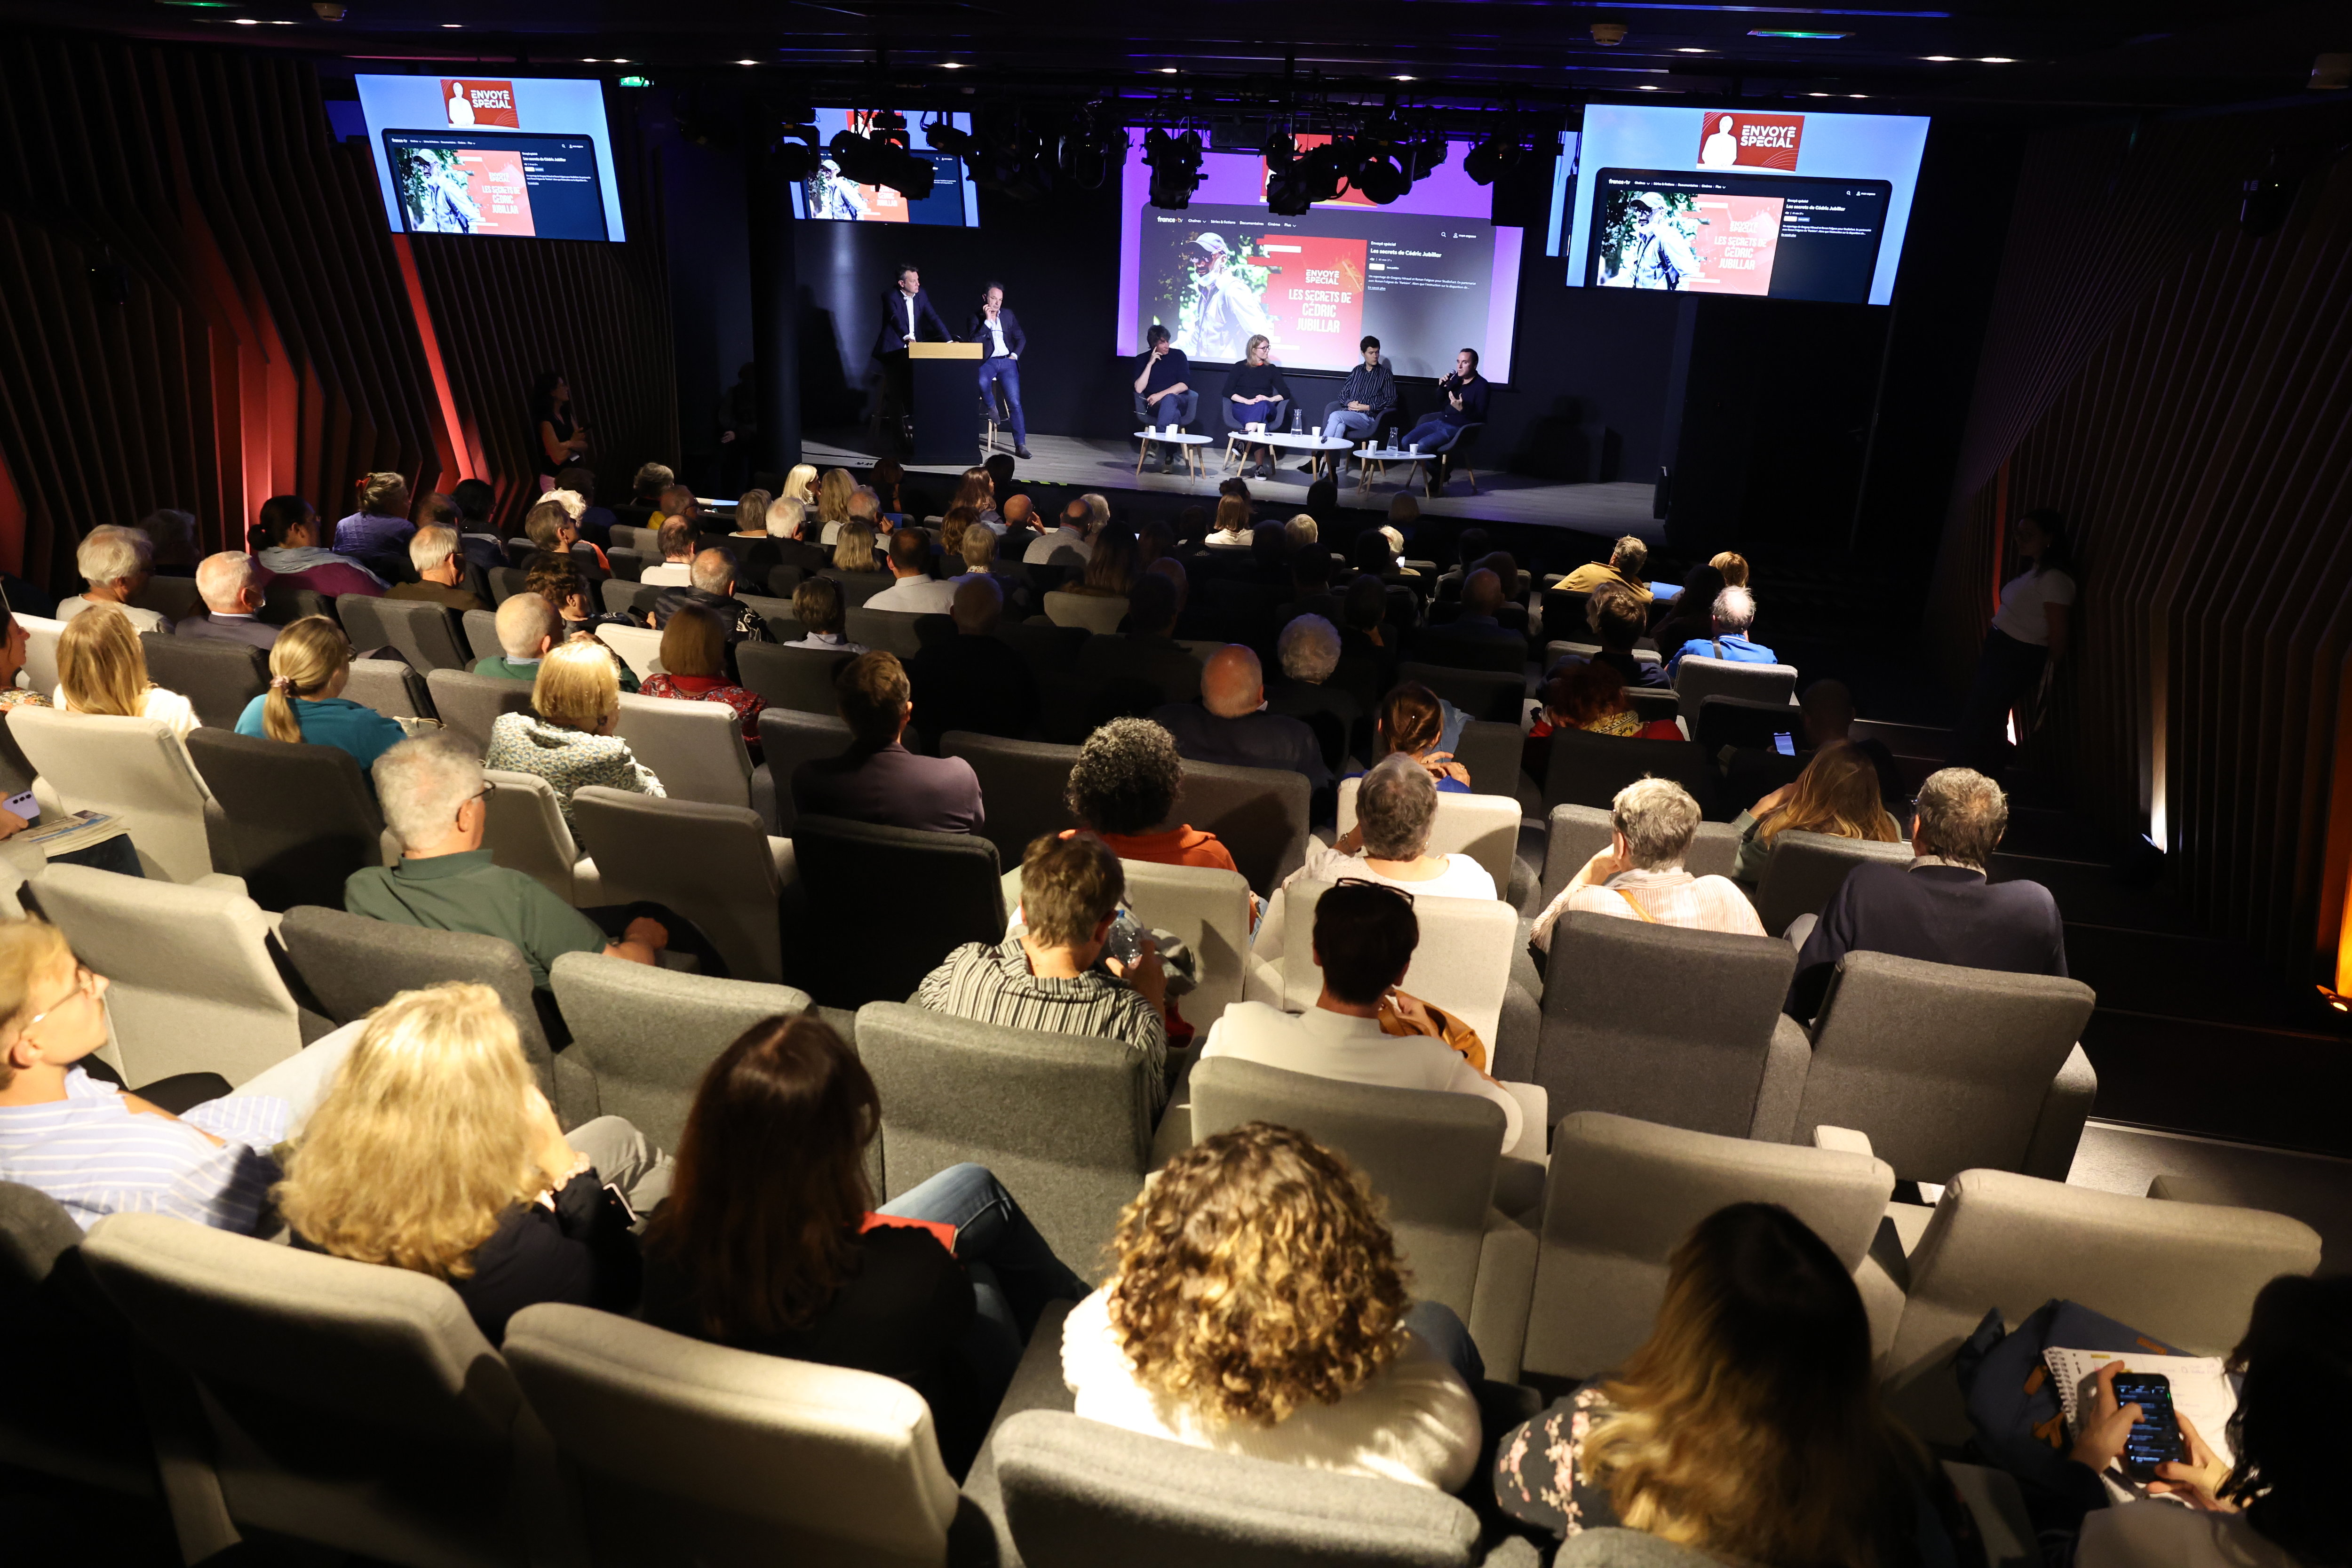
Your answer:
802,431 -> 1663,543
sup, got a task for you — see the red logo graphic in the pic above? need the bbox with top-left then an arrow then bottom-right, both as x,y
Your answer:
1694,113 -> 1803,173
443,80 -> 521,130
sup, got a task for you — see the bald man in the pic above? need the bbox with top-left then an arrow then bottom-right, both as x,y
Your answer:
1149,645 -> 1330,792
907,575 -> 1037,743
179,551 -> 278,649
652,546 -> 772,650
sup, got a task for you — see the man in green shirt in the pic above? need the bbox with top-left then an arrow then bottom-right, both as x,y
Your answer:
473,592 -> 561,683
345,735 -> 667,987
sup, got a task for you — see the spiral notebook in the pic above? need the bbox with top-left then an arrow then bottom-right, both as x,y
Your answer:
2044,1345 -> 2236,1503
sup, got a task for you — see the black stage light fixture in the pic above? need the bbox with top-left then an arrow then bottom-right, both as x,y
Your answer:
923,112 -> 976,160
1264,135 -> 1315,215
1059,103 -> 1118,191
829,111 -> 936,201
1352,151 -> 1410,204
1464,130 -> 1524,186
1144,126 -> 1206,209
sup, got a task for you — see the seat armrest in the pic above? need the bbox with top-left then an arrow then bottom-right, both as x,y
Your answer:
2022,1042 -> 2096,1183
1812,1124 -> 1874,1156
1499,1081 -> 1548,1163
1748,1012 -> 1811,1143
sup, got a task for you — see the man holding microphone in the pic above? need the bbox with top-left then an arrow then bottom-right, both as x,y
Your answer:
968,282 -> 1032,460
1399,348 -> 1491,497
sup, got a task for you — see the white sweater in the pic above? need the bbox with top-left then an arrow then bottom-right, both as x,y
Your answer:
1059,1285 -> 1481,1491
2080,1506 -> 2303,1568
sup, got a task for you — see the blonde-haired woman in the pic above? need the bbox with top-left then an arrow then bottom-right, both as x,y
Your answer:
780,462 -> 818,509
55,605 -> 200,742
815,468 -> 856,538
829,520 -> 883,575
1494,1203 -> 1965,1565
1731,740 -> 1904,885
276,982 -> 659,1341
334,470 -> 415,560
484,639 -> 664,831
232,615 -> 406,780
1224,334 -> 1295,479
1062,1121 -> 1482,1491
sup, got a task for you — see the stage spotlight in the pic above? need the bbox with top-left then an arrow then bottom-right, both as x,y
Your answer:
924,114 -> 976,159
1353,152 -> 1409,204
1144,127 -> 1205,209
1264,136 -> 1315,215
1058,104 -> 1119,191
828,115 -> 936,201
1464,131 -> 1524,186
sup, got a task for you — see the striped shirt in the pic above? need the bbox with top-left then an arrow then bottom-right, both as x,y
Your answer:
0,1067 -> 290,1234
914,938 -> 1167,1110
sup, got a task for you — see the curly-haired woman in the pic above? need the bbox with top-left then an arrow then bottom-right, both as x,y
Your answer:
1061,1121 -> 1483,1490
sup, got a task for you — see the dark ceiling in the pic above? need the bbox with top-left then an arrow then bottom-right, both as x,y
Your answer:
6,0 -> 2348,123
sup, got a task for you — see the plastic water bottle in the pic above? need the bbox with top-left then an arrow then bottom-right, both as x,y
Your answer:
1290,408 -> 1303,434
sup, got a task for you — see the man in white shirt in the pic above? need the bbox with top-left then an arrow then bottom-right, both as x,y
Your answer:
1023,499 -> 1096,566
57,525 -> 172,635
864,528 -> 959,615
1532,776 -> 1766,949
1205,879 -> 1524,1153
637,518 -> 697,589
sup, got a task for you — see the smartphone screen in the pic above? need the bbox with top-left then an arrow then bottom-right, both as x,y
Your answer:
2112,1373 -> 2183,1479
1772,732 -> 1795,756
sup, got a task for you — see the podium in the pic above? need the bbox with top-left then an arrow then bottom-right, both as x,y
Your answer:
908,341 -> 982,463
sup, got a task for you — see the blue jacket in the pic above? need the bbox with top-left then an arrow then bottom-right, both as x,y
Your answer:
1669,632 -> 1778,673
965,308 -> 1028,358
874,287 -> 954,358
234,695 -> 408,784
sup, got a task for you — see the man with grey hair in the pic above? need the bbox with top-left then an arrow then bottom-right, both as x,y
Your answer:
652,547 -> 770,649
1150,644 -> 1330,796
765,494 -> 831,575
58,525 -> 170,634
846,486 -> 883,527
343,735 -> 670,988
475,592 -> 561,681
1080,493 -> 1111,535
1668,583 -> 1778,674
179,551 -> 277,649
1276,613 -> 1341,685
1266,613 -> 1358,764
1787,765 -> 2065,1018
1532,775 -> 1764,949
387,525 -> 485,613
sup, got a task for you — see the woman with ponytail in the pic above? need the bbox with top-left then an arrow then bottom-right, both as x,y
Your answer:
233,615 -> 407,781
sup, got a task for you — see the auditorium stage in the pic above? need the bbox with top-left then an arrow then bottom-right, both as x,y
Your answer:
801,431 -> 1664,543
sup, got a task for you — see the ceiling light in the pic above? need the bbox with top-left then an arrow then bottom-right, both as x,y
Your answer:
942,62 -> 962,69
1393,74 -> 1414,81
442,21 -> 461,27
1979,56 -> 2015,63
1923,55 -> 1956,61
1750,29 -> 1851,39
231,16 -> 259,23
1638,84 -> 1659,90
1850,92 -> 1867,97
1158,67 -> 1178,75
583,58 -> 601,64
1676,48 -> 1708,54
1808,91 -> 1829,97
736,59 -> 757,65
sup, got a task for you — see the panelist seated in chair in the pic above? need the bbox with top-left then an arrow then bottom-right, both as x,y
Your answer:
642,1014 -> 1086,1479
346,735 -> 724,987
791,652 -> 983,835
0,916 -> 361,1234
1665,585 -> 1779,676
279,983 -> 662,1344
1787,766 -> 2065,1021
1493,1203 -> 1972,1557
1531,777 -> 1766,951
1205,880 -> 1520,1153
1061,1122 -> 1484,1491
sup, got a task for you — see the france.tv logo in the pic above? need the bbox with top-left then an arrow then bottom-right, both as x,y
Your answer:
1695,114 -> 1803,172
443,80 -> 521,129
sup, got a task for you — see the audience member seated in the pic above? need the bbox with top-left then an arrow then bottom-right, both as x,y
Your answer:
865,527 -> 959,615
1284,753 -> 1497,907
616,462 -> 671,532
997,493 -> 1039,550
1064,718 -> 1245,881
1065,527 -> 1141,604
720,488 -> 779,579
1415,568 -> 1523,673
349,737 -> 689,986
56,525 -> 172,635
1532,778 -> 1765,949
784,575 -> 866,655
791,652 -> 983,834
1650,564 -> 1726,662
1205,881 -> 1520,1151
1062,1122 -> 1481,1489
179,551 -> 278,649
1788,766 -> 2065,1018
556,465 -> 616,546
278,982 -> 657,1343
387,525 -> 485,613
950,467 -> 1001,533
915,832 -> 1168,1110
139,507 -> 200,576
908,578 -> 1037,744
639,517 -> 698,588
814,468 -> 855,542
1587,584 -> 1669,687
1772,679 -> 1903,805
1201,494 -> 1254,551
1363,682 -> 1473,794
476,592 -> 560,682
1341,574 -> 1400,670
251,494 -> 388,600
640,603 -> 767,760
827,522 -> 886,582
1151,645 -> 1331,793
2059,1274 -> 2346,1568
1710,550 -> 1750,589
1267,614 -> 1360,765
1275,546 -> 1344,633
524,498 -> 607,578
331,471 -> 417,562
0,916 -> 358,1233
1025,500 -> 1097,567
952,519 -> 1024,612
233,615 -> 406,780
657,483 -> 704,534
453,476 -> 500,536
1086,573 -> 1199,708
765,497 -> 829,575
1556,534 -> 1653,605
485,641 -> 665,833
1731,741 -> 1904,887
1523,661 -> 1679,784
874,455 -> 912,520
1668,585 -> 1779,674
653,549 -> 771,647
641,1013 -> 1086,1478
1494,1203 -> 1963,1558
56,605 -> 199,742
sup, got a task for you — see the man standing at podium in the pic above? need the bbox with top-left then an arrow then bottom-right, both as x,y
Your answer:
968,282 -> 1031,461
873,264 -> 953,441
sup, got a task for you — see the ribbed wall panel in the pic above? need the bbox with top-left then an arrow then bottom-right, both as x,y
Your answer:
1925,106 -> 2352,975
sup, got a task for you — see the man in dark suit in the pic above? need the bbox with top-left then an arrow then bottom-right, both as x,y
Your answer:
1411,568 -> 1524,674
874,264 -> 953,438
1152,645 -> 1331,805
1786,766 -> 2066,1019
968,283 -> 1032,460
908,577 -> 1038,748
179,552 -> 279,649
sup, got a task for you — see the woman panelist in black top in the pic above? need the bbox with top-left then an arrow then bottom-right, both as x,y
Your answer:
1225,334 -> 1295,481
641,1014 -> 1087,1477
532,370 -> 590,489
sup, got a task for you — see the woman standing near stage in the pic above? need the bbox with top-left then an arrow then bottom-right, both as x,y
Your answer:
1950,507 -> 2075,779
532,373 -> 590,492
